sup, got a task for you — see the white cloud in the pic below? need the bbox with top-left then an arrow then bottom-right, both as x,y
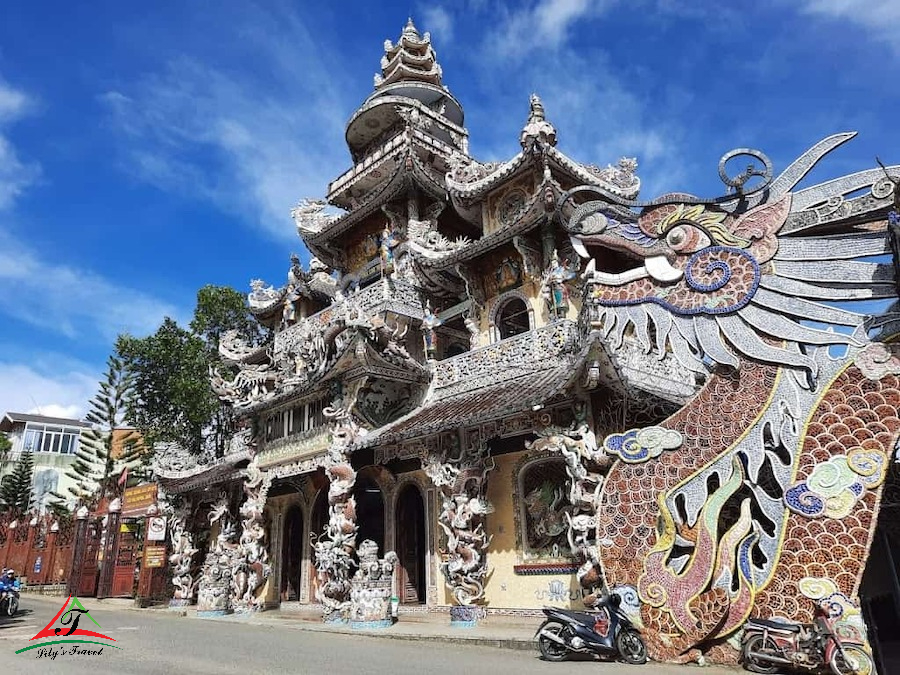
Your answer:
0,228 -> 187,341
0,78 -> 40,210
495,0 -> 613,60
420,6 -> 455,42
0,361 -> 99,421
795,0 -> 900,42
101,6 -> 353,244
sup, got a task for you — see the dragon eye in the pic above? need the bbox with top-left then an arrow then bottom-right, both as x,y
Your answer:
666,227 -> 686,247
665,223 -> 710,252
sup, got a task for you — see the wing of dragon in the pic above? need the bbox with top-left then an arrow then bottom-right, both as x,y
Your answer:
571,133 -> 899,667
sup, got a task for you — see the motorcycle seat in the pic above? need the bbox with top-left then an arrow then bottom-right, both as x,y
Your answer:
748,618 -> 801,633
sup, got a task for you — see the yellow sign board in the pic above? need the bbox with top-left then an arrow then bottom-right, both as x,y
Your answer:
144,544 -> 167,568
122,483 -> 157,517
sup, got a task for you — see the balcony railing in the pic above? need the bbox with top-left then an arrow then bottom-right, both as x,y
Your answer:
432,321 -> 580,392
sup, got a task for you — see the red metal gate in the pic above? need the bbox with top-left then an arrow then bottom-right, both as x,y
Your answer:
67,517 -> 102,597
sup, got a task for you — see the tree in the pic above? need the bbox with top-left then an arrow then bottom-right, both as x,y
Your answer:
0,432 -> 11,465
0,451 -> 34,514
118,318 -> 215,456
62,356 -> 143,507
190,284 -> 264,352
117,285 -> 264,458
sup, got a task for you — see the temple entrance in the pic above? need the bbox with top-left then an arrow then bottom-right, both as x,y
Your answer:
395,484 -> 426,604
281,504 -> 303,601
308,488 -> 328,603
353,472 -> 385,556
859,461 -> 900,675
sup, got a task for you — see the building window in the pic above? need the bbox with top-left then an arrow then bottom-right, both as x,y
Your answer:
497,297 -> 530,340
518,459 -> 574,561
22,423 -> 81,455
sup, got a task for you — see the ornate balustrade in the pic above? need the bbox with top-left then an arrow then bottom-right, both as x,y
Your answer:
432,321 -> 580,393
274,278 -> 425,356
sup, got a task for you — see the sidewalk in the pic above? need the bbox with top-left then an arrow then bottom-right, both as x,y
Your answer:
89,596 -> 540,650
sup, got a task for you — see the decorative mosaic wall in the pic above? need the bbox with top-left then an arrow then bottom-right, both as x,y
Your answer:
567,136 -> 900,668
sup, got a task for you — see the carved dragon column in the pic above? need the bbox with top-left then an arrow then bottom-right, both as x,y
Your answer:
232,463 -> 273,613
196,492 -> 240,616
313,403 -> 363,623
164,494 -> 199,607
423,440 -> 495,626
525,403 -> 617,606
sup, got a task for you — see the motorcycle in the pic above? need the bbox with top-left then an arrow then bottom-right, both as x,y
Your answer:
535,592 -> 647,664
741,600 -> 872,675
0,586 -> 19,617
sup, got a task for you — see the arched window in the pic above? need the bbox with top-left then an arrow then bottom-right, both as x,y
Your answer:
497,297 -> 531,340
517,458 -> 573,561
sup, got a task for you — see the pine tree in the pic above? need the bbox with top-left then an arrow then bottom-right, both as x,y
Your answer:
0,450 -> 34,514
0,432 -> 11,464
62,355 -> 143,508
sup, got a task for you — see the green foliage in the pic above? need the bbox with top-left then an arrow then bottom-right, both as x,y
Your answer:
61,355 -> 142,508
0,450 -> 34,514
0,432 -> 11,464
116,284 -> 262,457
118,318 -> 215,456
190,284 -> 265,354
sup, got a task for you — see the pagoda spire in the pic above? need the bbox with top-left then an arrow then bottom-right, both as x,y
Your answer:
520,93 -> 557,149
375,18 -> 444,90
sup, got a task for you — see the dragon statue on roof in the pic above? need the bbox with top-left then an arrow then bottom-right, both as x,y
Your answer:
561,132 -> 900,668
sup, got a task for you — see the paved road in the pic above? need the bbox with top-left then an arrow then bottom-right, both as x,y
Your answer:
2,595 -> 738,675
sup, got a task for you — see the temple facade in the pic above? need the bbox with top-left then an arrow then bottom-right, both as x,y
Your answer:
154,19 -> 900,669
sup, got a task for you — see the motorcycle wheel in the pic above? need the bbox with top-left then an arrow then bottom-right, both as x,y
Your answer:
6,596 -> 17,617
616,629 -> 648,665
830,645 -> 873,675
742,635 -> 781,674
537,621 -> 570,662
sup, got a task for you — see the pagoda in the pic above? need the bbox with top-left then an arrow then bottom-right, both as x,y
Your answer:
153,18 -> 900,670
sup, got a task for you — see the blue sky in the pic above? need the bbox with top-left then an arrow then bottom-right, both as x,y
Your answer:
0,0 -> 898,419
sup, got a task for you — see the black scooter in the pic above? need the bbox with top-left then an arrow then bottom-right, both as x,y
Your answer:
535,593 -> 647,664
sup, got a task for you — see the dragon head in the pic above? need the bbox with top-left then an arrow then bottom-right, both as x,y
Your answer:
565,134 -> 897,383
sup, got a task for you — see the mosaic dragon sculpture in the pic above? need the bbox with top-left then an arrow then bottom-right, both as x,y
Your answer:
564,133 -> 900,668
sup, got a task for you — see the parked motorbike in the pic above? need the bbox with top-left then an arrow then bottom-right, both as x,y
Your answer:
535,592 -> 647,664
741,600 -> 872,675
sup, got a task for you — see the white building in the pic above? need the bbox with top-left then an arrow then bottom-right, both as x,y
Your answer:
0,412 -> 92,511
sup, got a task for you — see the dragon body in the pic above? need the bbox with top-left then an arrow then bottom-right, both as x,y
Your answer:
567,133 -> 900,666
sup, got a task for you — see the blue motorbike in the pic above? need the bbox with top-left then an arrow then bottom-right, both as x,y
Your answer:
535,593 -> 647,664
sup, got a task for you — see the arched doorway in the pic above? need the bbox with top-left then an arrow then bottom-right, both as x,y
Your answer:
281,504 -> 303,601
354,472 -> 385,555
308,488 -> 328,602
395,484 -> 426,604
497,297 -> 530,339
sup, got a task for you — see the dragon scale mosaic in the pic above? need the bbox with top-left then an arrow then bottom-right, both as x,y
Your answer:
566,133 -> 900,667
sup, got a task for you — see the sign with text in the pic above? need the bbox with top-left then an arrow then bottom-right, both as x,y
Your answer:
143,545 -> 166,568
122,483 -> 157,517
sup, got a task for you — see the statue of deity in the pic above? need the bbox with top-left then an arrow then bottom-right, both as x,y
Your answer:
421,300 -> 441,359
542,249 -> 577,320
379,224 -> 399,277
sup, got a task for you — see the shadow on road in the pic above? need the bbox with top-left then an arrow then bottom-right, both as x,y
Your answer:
0,607 -> 34,631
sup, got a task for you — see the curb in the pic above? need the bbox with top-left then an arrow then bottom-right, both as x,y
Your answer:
196,612 -> 538,652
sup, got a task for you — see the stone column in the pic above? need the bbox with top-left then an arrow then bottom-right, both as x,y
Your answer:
167,497 -> 199,607
423,441 -> 494,627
